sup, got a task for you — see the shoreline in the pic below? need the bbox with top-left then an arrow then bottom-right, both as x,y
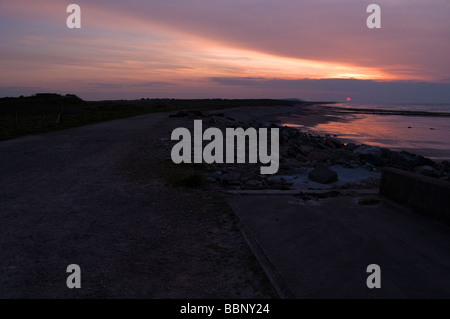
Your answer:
329,105 -> 450,117
188,104 -> 450,191
277,104 -> 450,162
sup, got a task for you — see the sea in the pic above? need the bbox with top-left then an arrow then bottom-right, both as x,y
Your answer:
282,103 -> 450,161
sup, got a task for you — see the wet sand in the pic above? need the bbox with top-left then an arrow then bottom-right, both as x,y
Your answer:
279,105 -> 450,161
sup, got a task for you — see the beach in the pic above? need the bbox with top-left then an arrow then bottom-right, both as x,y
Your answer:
191,104 -> 450,192
279,103 -> 450,161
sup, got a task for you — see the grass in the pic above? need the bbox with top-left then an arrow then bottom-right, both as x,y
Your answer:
158,162 -> 209,189
0,94 -> 298,141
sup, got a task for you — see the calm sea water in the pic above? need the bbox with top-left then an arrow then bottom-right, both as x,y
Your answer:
285,103 -> 450,161
335,102 -> 450,113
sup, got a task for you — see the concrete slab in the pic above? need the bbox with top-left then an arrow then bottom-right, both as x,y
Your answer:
277,165 -> 381,190
381,168 -> 450,225
227,193 -> 450,298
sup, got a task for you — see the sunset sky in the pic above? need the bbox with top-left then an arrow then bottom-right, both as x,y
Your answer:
1,0 -> 450,102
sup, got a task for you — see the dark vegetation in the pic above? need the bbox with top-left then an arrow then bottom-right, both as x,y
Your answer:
156,162 -> 207,189
0,93 -> 298,141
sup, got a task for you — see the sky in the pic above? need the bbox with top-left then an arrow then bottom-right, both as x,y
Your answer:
1,0 -> 450,102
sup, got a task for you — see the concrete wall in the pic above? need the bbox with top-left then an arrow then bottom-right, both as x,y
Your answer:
380,168 -> 450,224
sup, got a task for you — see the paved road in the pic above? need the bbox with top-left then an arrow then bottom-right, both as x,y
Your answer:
227,193 -> 450,298
0,112 -> 276,298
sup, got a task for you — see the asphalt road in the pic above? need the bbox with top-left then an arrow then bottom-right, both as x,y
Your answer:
228,193 -> 450,298
0,112 -> 276,298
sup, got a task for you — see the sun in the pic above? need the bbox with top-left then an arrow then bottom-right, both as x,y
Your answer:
347,97 -> 352,102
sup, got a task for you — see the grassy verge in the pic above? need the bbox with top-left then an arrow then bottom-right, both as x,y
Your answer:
0,94 -> 297,141
157,161 -> 209,189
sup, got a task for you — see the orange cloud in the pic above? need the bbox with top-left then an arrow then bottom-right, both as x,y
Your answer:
1,0 -> 449,100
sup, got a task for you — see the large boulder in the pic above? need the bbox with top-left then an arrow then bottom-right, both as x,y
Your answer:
354,145 -> 382,156
414,165 -> 440,178
388,151 -> 434,171
308,167 -> 338,184
344,143 -> 358,151
354,145 -> 383,166
323,137 -> 344,149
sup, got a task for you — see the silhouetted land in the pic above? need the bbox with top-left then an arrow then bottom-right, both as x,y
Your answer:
333,106 -> 450,117
0,93 -> 314,140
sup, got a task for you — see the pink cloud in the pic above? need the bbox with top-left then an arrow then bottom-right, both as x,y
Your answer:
1,0 -> 450,100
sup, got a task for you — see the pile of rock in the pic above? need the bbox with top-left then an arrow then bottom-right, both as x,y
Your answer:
277,125 -> 450,181
169,111 -> 450,190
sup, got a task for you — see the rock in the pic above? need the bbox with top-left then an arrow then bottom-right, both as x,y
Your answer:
279,147 -> 290,159
245,179 -> 263,188
219,174 -> 231,185
359,177 -> 381,189
219,173 -> 240,185
210,171 -> 223,181
437,161 -> 450,173
414,165 -> 440,178
347,160 -> 361,168
267,176 -> 281,183
355,146 -> 383,166
307,151 -> 328,162
344,143 -> 358,151
366,154 -> 383,167
388,151 -> 432,170
280,158 -> 300,170
317,143 -> 332,150
364,162 -> 375,171
417,155 -> 435,167
293,143 -> 313,156
324,137 -> 343,149
266,177 -> 292,190
287,145 -> 301,158
280,128 -> 291,140
354,145 -> 382,156
296,153 -> 307,163
308,167 -> 338,184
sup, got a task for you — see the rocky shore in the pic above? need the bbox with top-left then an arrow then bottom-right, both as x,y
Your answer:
168,108 -> 450,191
